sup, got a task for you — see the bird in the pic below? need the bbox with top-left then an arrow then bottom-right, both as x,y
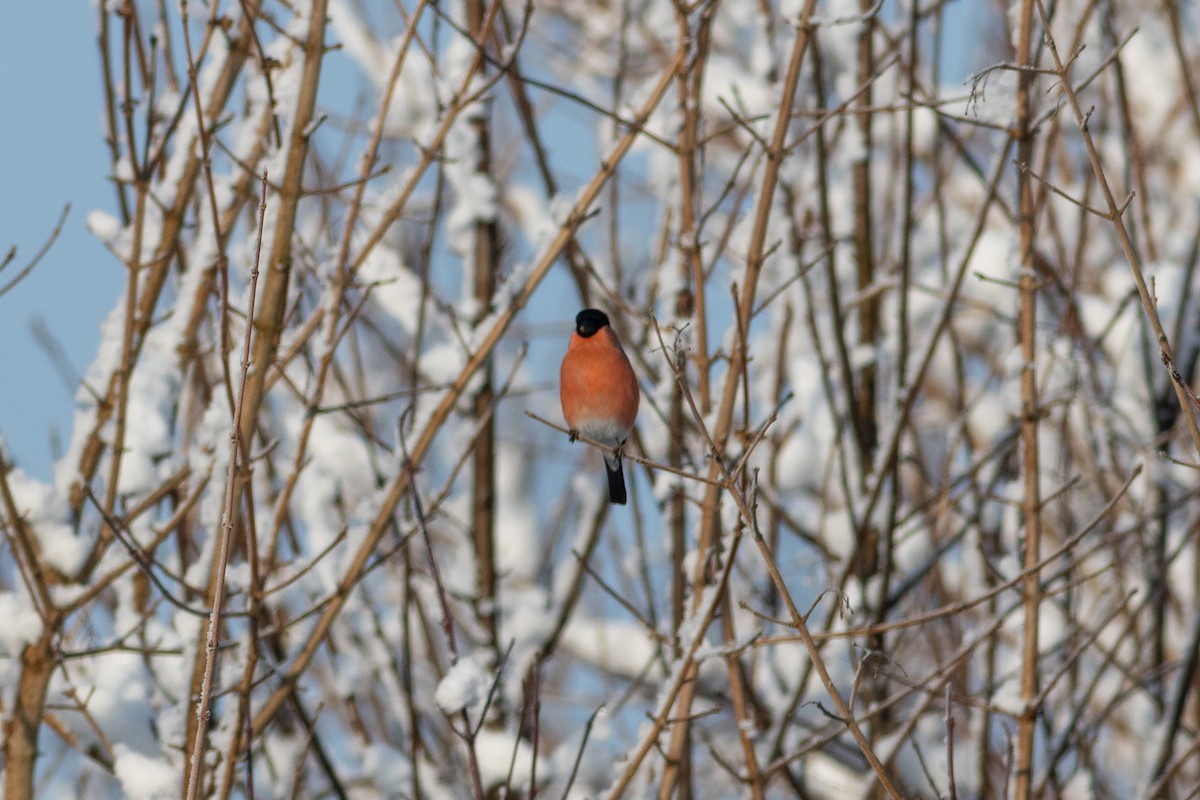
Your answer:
560,308 -> 640,505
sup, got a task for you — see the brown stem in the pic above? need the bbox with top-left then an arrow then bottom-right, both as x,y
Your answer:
2,633 -> 58,800
466,0 -> 502,677
185,173 -> 269,800
1013,1 -> 1042,796
236,0 -> 329,451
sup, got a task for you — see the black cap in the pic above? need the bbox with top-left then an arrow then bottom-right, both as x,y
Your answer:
575,308 -> 610,338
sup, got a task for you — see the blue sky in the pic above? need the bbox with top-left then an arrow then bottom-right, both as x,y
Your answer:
0,5 -> 120,480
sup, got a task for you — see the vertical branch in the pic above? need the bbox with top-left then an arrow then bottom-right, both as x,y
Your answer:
1,634 -> 57,800
719,583 -> 766,800
236,0 -> 329,451
809,38 -> 863,500
179,0 -> 232,410
658,4 -> 715,793
1098,1 -> 1155,263
850,2 -> 881,622
852,0 -> 879,471
894,0 -> 916,395
97,0 -> 130,222
1013,0 -> 1043,796
673,0 -> 713,414
466,0 -> 502,673
184,172 -> 268,800
668,346 -> 688,658
401,548 -> 424,800
0,448 -> 62,800
100,2 -> 151,559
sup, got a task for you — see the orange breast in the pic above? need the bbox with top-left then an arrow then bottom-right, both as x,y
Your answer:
560,328 -> 639,437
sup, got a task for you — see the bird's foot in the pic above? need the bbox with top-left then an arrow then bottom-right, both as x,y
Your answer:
568,428 -> 580,442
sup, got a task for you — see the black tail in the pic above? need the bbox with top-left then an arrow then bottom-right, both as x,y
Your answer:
605,459 -> 627,505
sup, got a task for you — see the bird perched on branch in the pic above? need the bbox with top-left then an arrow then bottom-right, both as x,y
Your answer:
560,308 -> 640,505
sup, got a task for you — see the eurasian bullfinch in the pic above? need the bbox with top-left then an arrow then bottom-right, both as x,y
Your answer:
559,309 -> 640,505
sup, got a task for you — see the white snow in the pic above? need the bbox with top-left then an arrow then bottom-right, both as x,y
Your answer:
0,592 -> 43,654
560,617 -> 663,682
112,743 -> 176,800
475,727 -> 538,791
435,654 -> 491,713
5,468 -> 88,575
